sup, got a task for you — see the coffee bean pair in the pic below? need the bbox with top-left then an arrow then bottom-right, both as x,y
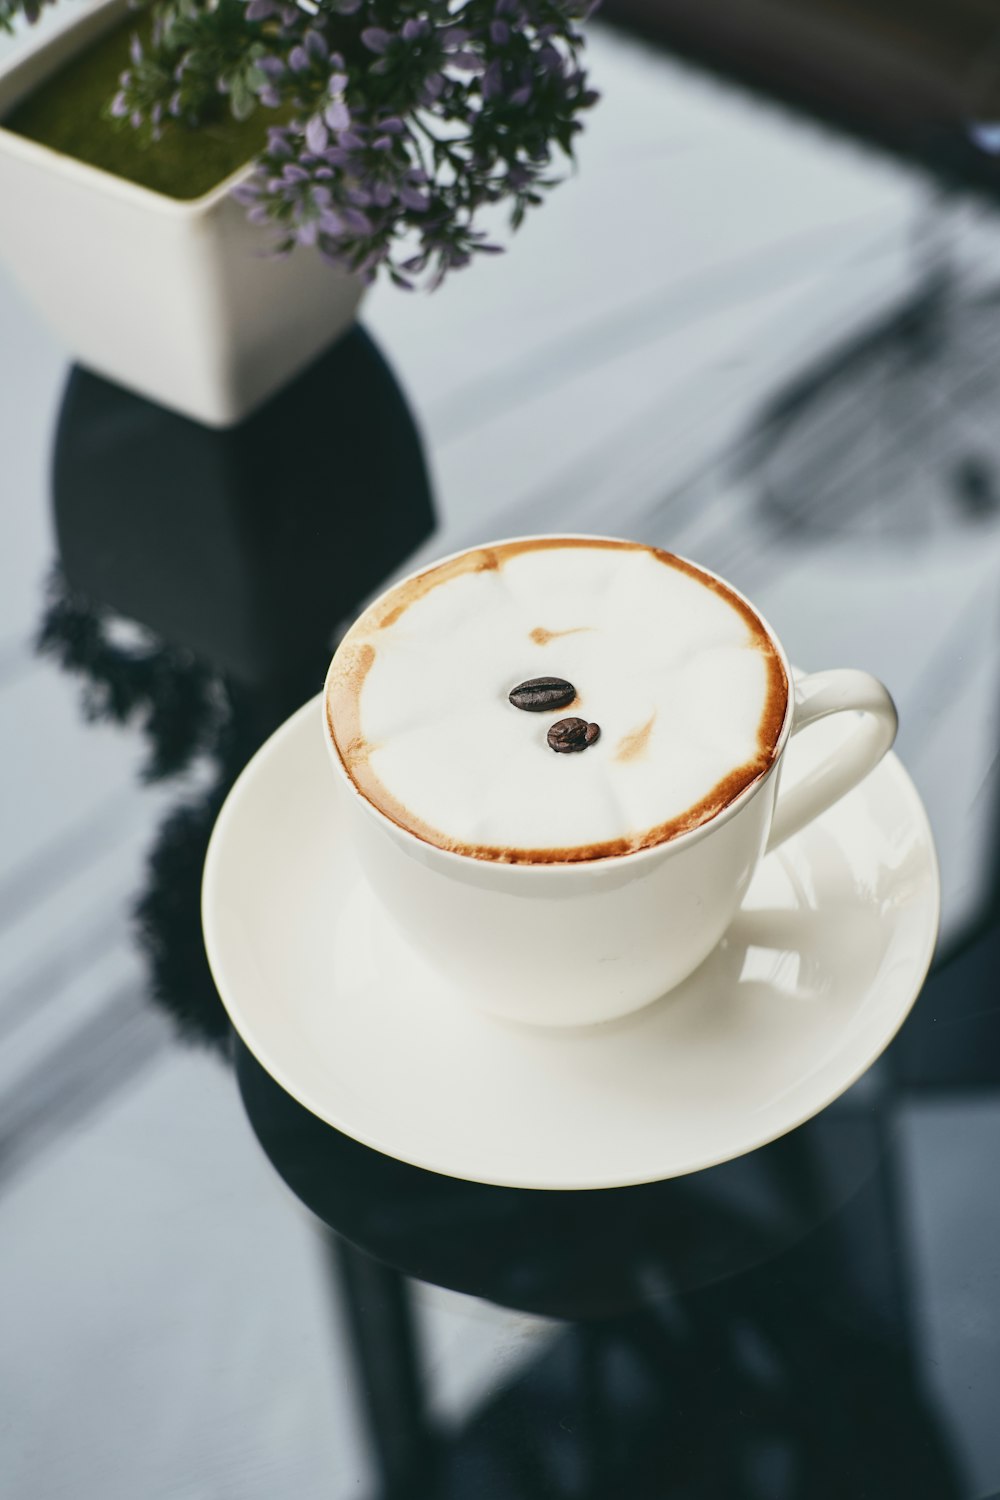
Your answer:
508,676 -> 601,754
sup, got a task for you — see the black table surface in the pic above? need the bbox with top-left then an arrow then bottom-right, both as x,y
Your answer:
3,20 -> 1000,1500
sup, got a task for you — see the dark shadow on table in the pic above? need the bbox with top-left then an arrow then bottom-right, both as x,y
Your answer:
38,326 -> 437,1049
237,1038 -> 965,1500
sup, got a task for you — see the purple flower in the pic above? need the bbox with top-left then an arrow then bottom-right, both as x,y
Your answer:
341,206 -> 373,234
398,178 -> 430,212
129,33 -> 142,64
110,92 -> 128,118
267,127 -> 295,157
306,115 -> 328,153
361,27 -> 393,54
482,60 -> 503,100
325,98 -> 350,132
230,0 -> 598,292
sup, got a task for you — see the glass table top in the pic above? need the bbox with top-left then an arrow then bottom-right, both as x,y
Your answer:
2,15 -> 1000,1500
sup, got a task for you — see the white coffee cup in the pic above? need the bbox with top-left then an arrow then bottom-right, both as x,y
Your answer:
323,543 -> 897,1027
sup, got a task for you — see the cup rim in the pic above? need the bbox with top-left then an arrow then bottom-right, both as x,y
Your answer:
323,533 -> 795,873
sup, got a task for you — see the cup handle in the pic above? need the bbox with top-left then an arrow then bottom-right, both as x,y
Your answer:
766,669 -> 898,854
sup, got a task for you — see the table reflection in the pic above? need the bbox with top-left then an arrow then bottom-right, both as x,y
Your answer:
38,328 -> 436,1045
237,1039 -> 963,1499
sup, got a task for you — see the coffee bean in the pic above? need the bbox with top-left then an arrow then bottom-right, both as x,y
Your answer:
547,717 -> 601,753
509,676 -> 576,712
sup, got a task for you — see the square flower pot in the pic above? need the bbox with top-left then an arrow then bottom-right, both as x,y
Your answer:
0,0 -> 363,426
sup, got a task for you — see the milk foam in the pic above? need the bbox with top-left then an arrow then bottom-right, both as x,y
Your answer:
327,540 -> 787,861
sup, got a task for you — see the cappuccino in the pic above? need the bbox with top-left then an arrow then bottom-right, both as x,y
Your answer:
326,538 -> 788,863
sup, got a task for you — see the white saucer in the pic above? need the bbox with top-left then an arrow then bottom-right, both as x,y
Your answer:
202,696 -> 940,1191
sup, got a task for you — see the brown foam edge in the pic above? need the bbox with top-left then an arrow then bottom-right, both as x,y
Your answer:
326,538 -> 789,864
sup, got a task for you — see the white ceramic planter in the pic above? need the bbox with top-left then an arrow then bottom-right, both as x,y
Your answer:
0,0 -> 363,426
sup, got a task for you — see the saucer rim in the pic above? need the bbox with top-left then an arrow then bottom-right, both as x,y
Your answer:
202,695 -> 941,1191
